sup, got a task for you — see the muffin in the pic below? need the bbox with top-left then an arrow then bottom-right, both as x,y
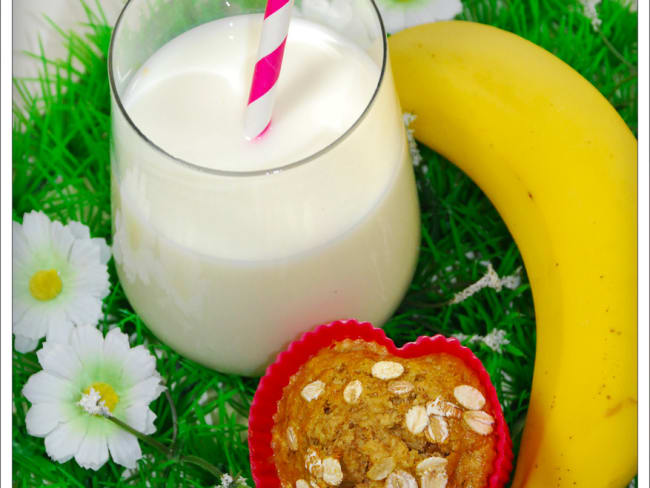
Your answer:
249,320 -> 512,488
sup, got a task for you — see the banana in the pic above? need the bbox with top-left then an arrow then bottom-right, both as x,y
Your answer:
389,21 -> 637,487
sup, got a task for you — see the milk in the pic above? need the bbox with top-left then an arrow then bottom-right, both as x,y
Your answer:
111,14 -> 420,375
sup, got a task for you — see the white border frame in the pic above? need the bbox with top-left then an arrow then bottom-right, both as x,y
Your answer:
1,2 -> 647,487
1,0 -> 14,486
636,1 -> 648,487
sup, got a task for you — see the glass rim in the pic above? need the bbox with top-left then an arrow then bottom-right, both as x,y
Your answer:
108,0 -> 388,178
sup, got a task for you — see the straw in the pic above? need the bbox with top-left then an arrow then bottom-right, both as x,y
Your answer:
244,0 -> 294,140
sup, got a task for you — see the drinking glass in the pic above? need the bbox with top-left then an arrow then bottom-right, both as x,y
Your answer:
109,0 -> 420,375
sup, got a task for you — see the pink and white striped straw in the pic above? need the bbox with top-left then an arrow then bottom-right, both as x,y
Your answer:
244,0 -> 294,140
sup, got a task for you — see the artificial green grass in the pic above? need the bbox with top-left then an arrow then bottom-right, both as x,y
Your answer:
12,0 -> 637,486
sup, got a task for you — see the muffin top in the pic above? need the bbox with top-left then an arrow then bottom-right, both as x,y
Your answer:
271,339 -> 497,488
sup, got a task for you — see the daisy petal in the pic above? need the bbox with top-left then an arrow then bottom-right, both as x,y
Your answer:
12,287 -> 33,324
26,402 -> 76,437
14,334 -> 40,353
23,371 -> 78,404
403,0 -> 460,25
107,429 -> 142,469
66,264 -> 111,298
37,342 -> 82,380
21,211 -> 54,252
403,6 -> 425,26
377,0 -> 461,33
44,309 -> 74,345
121,404 -> 151,433
122,376 -> 165,407
68,237 -> 102,267
44,415 -> 89,464
66,221 -> 91,240
69,326 -> 104,366
433,0 -> 463,18
13,304 -> 50,340
122,346 -> 157,386
65,223 -> 111,264
48,220 -> 76,263
378,5 -> 406,34
74,418 -> 110,470
103,328 -> 131,365
65,293 -> 105,328
12,221 -> 31,264
94,238 -> 112,265
143,408 -> 157,435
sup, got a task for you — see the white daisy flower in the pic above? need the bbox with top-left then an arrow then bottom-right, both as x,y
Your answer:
375,0 -> 463,34
12,211 -> 111,353
22,326 -> 165,470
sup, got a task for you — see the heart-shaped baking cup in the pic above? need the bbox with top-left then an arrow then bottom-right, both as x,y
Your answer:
248,319 -> 513,487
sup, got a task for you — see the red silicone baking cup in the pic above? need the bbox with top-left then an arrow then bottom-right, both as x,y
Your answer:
249,319 -> 513,488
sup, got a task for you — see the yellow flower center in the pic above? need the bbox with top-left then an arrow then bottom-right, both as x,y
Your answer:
83,382 -> 119,413
29,269 -> 63,301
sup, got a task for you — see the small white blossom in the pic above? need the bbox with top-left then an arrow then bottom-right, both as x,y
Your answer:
403,113 -> 423,167
579,0 -> 636,29
579,0 -> 602,29
22,326 -> 165,470
454,332 -> 471,343
376,0 -> 462,34
12,211 -> 111,352
449,261 -> 521,305
482,328 -> 510,353
216,473 -> 250,488
454,328 -> 510,354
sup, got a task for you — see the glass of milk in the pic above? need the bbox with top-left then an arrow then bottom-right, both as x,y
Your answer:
109,0 -> 420,375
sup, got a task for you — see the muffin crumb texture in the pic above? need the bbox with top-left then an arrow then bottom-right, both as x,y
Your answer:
271,340 -> 497,488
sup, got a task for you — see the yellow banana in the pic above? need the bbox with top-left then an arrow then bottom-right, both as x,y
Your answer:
389,21 -> 637,487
